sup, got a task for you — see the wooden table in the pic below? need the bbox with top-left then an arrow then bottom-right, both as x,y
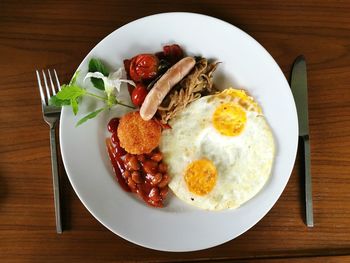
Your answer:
1,0 -> 349,262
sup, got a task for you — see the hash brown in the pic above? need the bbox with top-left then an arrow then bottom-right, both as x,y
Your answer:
117,111 -> 161,154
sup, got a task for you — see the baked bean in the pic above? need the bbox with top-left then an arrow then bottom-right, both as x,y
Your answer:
149,199 -> 163,208
158,163 -> 167,173
143,160 -> 158,175
127,177 -> 136,191
136,188 -> 145,200
149,187 -> 161,201
160,186 -> 168,199
151,152 -> 163,162
137,154 -> 146,162
124,153 -> 132,163
151,173 -> 162,186
131,171 -> 142,183
158,174 -> 169,188
145,173 -> 153,183
126,155 -> 140,171
123,170 -> 131,178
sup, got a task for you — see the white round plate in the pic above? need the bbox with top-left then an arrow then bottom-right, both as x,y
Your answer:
60,12 -> 298,252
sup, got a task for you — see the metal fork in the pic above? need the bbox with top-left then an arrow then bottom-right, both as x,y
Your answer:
36,69 -> 62,234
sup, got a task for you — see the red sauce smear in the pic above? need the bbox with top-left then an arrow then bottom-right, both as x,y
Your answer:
106,137 -> 130,192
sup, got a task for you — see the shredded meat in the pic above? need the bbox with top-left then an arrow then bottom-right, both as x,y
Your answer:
157,58 -> 219,123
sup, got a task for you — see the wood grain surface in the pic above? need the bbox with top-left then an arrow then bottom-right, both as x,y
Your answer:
1,0 -> 350,262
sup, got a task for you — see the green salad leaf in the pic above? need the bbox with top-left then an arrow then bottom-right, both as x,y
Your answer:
71,98 -> 79,115
49,96 -> 70,106
56,85 -> 86,100
49,72 -> 85,113
76,108 -> 105,127
48,58 -> 134,126
53,85 -> 86,115
69,70 -> 80,85
88,58 -> 109,90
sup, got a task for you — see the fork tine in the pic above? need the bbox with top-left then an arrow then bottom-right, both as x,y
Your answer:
36,70 -> 46,105
47,69 -> 56,95
54,69 -> 61,91
42,70 -> 51,100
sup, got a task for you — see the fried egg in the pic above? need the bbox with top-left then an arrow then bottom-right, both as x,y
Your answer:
159,88 -> 275,210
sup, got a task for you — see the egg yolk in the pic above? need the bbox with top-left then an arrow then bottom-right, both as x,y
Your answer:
213,102 -> 247,136
184,159 -> 217,196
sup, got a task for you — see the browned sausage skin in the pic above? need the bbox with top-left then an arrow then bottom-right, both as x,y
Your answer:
140,56 -> 196,121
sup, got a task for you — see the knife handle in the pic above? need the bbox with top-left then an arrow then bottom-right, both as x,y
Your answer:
303,136 -> 314,227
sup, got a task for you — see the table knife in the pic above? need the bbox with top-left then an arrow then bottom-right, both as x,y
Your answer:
291,55 -> 314,227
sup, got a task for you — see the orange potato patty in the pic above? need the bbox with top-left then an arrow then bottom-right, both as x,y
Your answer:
117,111 -> 161,154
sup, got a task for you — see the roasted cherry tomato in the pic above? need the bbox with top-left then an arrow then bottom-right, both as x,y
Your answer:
123,59 -> 135,96
129,54 -> 158,82
131,83 -> 148,106
107,118 -> 119,133
163,44 -> 184,64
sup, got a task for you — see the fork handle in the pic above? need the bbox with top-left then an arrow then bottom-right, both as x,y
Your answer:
50,126 -> 62,233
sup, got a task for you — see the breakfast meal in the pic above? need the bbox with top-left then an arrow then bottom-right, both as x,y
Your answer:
51,44 -> 275,210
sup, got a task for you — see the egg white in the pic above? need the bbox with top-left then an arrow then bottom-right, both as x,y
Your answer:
159,91 -> 275,210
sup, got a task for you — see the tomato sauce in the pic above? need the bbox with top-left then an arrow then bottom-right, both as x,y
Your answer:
106,118 -> 169,208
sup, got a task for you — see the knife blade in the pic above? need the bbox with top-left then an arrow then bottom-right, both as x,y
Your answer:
291,55 -> 314,227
